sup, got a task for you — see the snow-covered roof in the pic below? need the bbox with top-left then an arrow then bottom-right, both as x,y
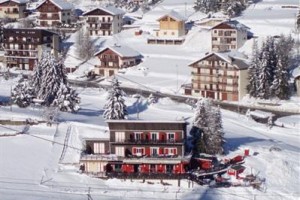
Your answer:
249,110 -> 274,119
36,0 -> 73,10
157,10 -> 186,22
106,120 -> 186,124
212,19 -> 250,31
94,45 -> 141,58
292,66 -> 300,78
0,0 -> 29,4
83,6 -> 125,16
189,51 -> 249,70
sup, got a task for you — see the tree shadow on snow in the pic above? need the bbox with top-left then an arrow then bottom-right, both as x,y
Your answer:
224,136 -> 266,154
127,100 -> 148,117
76,108 -> 104,117
180,187 -> 216,200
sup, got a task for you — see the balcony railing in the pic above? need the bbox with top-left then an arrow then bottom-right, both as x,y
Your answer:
39,14 -> 59,20
113,139 -> 183,144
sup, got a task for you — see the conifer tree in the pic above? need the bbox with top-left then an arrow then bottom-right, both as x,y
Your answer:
247,40 -> 260,97
271,34 -> 294,99
193,99 -> 224,155
11,78 -> 34,108
11,52 -> 80,112
103,78 -> 128,120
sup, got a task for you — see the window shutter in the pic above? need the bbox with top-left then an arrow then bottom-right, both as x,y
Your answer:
159,148 -> 163,155
165,148 -> 169,155
133,147 -> 136,155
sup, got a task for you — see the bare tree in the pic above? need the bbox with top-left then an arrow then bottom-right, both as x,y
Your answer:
75,27 -> 95,60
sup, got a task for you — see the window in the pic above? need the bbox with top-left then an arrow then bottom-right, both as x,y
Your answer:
134,132 -> 142,140
133,147 -> 144,156
150,132 -> 158,140
93,143 -> 105,154
115,147 -> 124,157
167,132 -> 175,142
115,132 -> 125,142
164,148 -> 177,155
150,147 -> 159,156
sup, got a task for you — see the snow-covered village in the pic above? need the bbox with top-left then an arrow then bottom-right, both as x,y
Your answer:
0,0 -> 299,199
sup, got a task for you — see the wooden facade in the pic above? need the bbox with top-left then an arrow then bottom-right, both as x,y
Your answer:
3,28 -> 60,70
94,45 -> 141,77
107,120 -> 187,158
80,120 -> 189,177
83,6 -> 124,36
36,0 -> 73,27
188,52 -> 249,101
0,0 -> 28,19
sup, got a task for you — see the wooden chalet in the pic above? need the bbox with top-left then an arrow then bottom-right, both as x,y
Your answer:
94,45 -> 142,77
80,120 -> 189,177
0,0 -> 28,19
82,6 -> 125,36
148,10 -> 186,45
36,0 -> 74,27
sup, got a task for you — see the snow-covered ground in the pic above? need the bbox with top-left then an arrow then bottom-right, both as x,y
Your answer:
0,77 -> 299,200
1,0 -> 300,199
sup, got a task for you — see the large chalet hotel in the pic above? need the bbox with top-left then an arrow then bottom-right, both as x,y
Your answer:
80,120 -> 188,176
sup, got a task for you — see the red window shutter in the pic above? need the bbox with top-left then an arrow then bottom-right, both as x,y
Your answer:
175,132 -> 179,142
174,148 -> 177,155
145,147 -> 150,156
133,147 -> 136,155
141,133 -> 144,140
159,148 -> 163,155
141,148 -> 144,154
159,132 -> 163,141
165,148 -> 169,154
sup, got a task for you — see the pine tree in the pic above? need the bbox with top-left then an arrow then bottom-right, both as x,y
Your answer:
194,0 -> 220,13
207,106 -> 224,154
11,78 -> 34,108
11,52 -> 80,112
247,40 -> 260,97
257,37 -> 277,99
193,99 -> 224,155
271,34 -> 294,99
103,78 -> 128,120
223,0 -> 246,17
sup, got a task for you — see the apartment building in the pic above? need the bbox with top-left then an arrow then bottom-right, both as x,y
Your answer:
83,6 -> 125,36
0,0 -> 28,19
2,28 -> 60,70
188,52 -> 249,101
211,20 -> 249,52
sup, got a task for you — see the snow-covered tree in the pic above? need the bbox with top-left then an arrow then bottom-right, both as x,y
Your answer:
247,40 -> 260,97
11,78 -> 34,108
257,37 -> 277,99
194,0 -> 220,13
222,0 -> 246,17
103,78 -> 128,120
193,99 -> 224,155
11,53 -> 80,112
271,34 -> 294,99
207,106 -> 224,154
